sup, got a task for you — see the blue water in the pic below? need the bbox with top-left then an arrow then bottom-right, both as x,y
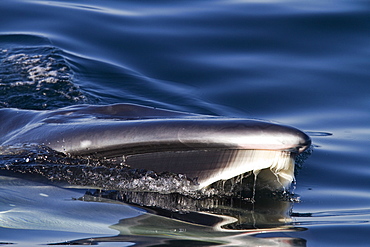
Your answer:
0,0 -> 370,246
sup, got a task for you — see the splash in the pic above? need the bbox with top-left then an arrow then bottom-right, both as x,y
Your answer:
0,144 -> 200,194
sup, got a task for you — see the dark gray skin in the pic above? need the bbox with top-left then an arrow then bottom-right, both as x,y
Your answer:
0,103 -> 311,190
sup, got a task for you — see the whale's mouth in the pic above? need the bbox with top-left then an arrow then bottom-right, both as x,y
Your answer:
0,143 -> 311,198
125,150 -> 293,191
81,145 -> 309,192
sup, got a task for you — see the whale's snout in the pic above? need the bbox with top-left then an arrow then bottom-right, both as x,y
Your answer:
277,125 -> 311,154
297,131 -> 311,153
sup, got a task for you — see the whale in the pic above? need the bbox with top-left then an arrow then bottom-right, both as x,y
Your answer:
0,103 -> 311,191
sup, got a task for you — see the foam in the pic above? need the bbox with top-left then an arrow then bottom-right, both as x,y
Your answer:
3,52 -> 69,87
0,46 -> 88,109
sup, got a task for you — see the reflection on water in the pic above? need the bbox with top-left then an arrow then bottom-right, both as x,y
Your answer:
84,190 -> 296,229
0,165 -> 307,246
0,174 -> 144,246
48,189 -> 307,246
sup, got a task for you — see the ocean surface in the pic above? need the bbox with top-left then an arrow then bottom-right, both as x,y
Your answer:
0,0 -> 369,246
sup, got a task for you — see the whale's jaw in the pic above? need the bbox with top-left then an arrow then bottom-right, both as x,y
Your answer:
123,149 -> 297,191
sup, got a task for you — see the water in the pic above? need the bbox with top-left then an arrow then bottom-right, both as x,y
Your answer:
0,0 -> 369,246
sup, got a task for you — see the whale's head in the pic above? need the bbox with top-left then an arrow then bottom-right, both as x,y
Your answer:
2,104 -> 311,193
50,115 -> 311,192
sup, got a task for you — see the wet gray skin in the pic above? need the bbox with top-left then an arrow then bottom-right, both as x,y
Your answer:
0,103 -> 311,190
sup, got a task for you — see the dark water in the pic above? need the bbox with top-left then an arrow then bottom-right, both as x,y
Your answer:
0,0 -> 369,246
